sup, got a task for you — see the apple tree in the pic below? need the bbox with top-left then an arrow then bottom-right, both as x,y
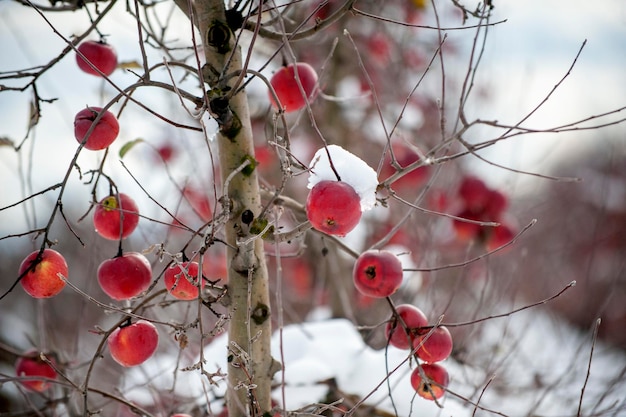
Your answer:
1,1 -> 625,416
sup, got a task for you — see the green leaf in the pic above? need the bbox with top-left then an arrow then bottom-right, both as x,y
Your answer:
119,138 -> 144,159
250,217 -> 274,239
240,154 -> 257,177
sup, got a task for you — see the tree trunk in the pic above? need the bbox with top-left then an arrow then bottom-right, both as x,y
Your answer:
192,1 -> 277,416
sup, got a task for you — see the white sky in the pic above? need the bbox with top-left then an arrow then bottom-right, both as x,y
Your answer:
461,0 -> 626,188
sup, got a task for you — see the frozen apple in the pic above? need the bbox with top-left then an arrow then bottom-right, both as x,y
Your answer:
15,350 -> 58,392
410,363 -> 449,401
93,193 -> 140,240
307,145 -> 379,212
269,62 -> 318,112
97,252 -> 152,300
386,304 -> 428,350
164,261 -> 204,300
414,326 -> 453,363
18,249 -> 68,298
76,40 -> 118,77
353,250 -> 403,298
306,180 -> 362,236
74,107 -> 120,151
108,320 -> 159,367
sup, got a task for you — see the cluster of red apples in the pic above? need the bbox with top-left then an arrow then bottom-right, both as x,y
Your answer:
14,54 -> 459,402
269,63 -> 368,239
386,305 -> 452,400
13,39 -> 213,392
452,176 -> 517,250
352,249 -> 451,400
16,214 -> 205,391
73,40 -> 120,151
16,196 -> 205,385
269,61 -> 455,400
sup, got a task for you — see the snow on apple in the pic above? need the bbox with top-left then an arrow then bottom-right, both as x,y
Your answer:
307,145 -> 378,212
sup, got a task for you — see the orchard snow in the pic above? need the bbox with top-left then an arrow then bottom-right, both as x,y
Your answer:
308,145 -> 378,212
116,310 -> 626,417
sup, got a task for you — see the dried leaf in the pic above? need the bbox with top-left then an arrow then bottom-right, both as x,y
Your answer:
119,138 -> 144,159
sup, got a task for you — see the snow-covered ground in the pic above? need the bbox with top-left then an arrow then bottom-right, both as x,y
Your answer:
120,305 -> 626,417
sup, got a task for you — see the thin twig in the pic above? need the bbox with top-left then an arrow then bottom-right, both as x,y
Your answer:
577,318 -> 602,417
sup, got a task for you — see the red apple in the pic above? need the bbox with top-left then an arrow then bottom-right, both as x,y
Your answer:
97,252 -> 152,300
74,106 -> 120,151
367,33 -> 392,63
410,363 -> 449,401
313,1 -> 336,20
353,250 -> 403,298
269,62 -> 318,113
381,143 -> 430,190
164,261 -> 204,300
202,251 -> 229,284
108,320 -> 158,367
458,176 -> 508,218
283,257 -> 313,298
306,180 -> 362,236
93,193 -> 140,240
182,186 -> 213,221
414,326 -> 453,363
15,350 -> 58,392
255,144 -> 280,180
386,304 -> 428,350
483,189 -> 508,218
76,40 -> 118,77
485,221 -> 517,252
458,176 -> 490,212
451,208 -> 483,242
18,249 -> 68,298
156,143 -> 176,162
